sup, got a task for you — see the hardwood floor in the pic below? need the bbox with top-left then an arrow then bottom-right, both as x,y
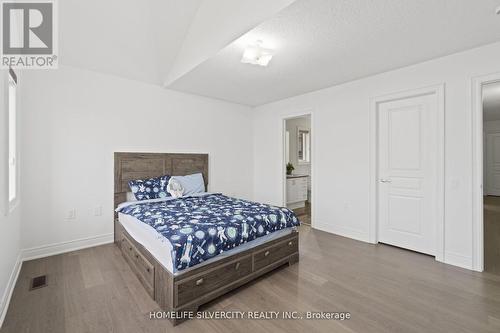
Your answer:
2,226 -> 500,333
484,196 -> 500,275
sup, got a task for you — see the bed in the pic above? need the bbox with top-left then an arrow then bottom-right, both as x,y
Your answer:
113,153 -> 300,325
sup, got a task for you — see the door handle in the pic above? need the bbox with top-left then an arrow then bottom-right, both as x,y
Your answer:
380,179 -> 392,183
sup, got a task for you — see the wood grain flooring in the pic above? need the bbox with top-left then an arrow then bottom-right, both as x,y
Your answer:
2,225 -> 500,333
484,196 -> 500,275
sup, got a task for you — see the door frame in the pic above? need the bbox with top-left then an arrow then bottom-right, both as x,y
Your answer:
282,110 -> 314,228
369,84 -> 445,262
471,72 -> 500,272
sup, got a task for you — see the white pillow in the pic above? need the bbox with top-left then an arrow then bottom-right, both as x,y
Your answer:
126,192 -> 137,202
171,173 -> 205,195
167,178 -> 184,198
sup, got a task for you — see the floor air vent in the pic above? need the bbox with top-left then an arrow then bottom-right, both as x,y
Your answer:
30,275 -> 47,290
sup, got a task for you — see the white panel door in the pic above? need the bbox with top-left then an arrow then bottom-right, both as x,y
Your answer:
485,133 -> 500,196
377,94 -> 438,255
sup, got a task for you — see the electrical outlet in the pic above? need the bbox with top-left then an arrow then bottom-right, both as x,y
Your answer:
66,209 -> 76,220
94,206 -> 102,216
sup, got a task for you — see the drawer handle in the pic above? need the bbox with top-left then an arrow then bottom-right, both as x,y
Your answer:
264,251 -> 270,257
146,268 -> 150,273
129,247 -> 132,251
196,278 -> 204,286
288,241 -> 293,246
135,254 -> 139,259
235,262 -> 241,270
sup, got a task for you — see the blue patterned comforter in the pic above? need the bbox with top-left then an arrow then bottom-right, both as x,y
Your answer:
117,194 -> 300,272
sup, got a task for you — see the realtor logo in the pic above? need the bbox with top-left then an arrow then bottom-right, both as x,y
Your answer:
1,0 -> 58,69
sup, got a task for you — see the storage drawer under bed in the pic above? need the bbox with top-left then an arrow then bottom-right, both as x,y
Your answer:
175,255 -> 252,307
120,234 -> 155,297
253,235 -> 299,272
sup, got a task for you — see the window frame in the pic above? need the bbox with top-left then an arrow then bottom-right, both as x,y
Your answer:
7,69 -> 19,212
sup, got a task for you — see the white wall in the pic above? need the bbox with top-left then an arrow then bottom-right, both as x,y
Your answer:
0,70 -> 22,325
0,205 -> 21,325
20,65 -> 254,251
0,208 -> 21,325
253,41 -> 500,270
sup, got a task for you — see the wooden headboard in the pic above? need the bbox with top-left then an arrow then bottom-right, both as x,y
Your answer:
114,152 -> 209,208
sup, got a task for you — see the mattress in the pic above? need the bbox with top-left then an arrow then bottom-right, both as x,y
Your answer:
116,193 -> 300,273
118,212 -> 293,276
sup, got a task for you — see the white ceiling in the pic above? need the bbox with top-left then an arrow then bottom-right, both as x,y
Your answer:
483,82 -> 500,121
59,0 -> 294,86
59,0 -> 500,106
60,0 -> 202,85
168,0 -> 500,106
164,0 -> 296,86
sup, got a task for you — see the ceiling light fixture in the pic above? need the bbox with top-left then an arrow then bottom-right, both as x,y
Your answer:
241,40 -> 273,67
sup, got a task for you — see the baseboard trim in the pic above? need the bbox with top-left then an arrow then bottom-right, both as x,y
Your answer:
21,233 -> 114,262
0,253 -> 22,329
444,251 -> 473,270
311,222 -> 475,271
312,220 -> 370,243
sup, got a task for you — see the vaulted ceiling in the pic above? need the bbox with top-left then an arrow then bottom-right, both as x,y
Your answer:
60,0 -> 500,106
59,0 -> 295,86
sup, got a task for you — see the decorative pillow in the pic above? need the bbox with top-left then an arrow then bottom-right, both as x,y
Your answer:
171,173 -> 205,195
128,175 -> 170,200
167,178 -> 184,198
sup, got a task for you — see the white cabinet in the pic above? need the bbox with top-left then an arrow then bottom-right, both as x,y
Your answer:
286,176 -> 308,209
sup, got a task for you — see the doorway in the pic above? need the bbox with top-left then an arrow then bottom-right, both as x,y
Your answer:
370,85 -> 445,260
283,114 -> 312,225
482,81 -> 500,275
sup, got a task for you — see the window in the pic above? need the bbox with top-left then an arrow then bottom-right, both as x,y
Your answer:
297,127 -> 310,164
8,70 -> 17,206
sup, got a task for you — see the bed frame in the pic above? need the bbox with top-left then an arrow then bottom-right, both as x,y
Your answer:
114,152 -> 299,325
